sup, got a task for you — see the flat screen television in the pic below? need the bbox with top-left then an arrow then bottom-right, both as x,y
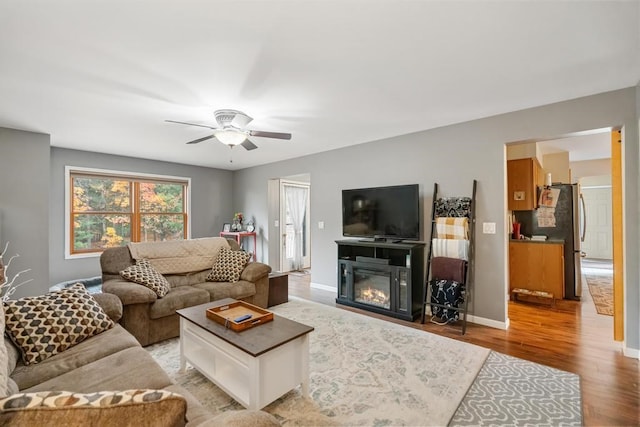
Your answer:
342,184 -> 420,241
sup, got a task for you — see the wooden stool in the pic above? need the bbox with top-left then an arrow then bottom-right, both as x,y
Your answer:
511,288 -> 555,306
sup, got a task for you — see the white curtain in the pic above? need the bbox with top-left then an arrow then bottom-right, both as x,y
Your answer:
285,185 -> 308,271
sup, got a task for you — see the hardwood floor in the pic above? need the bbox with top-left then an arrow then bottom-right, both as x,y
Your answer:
287,272 -> 639,427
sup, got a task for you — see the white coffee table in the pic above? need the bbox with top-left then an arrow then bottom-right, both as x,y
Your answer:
177,299 -> 314,410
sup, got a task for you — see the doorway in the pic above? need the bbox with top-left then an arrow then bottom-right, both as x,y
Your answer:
506,127 -> 622,346
279,180 -> 311,273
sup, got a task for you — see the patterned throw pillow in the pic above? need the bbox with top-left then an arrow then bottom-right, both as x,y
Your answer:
3,284 -> 115,365
206,248 -> 251,282
0,389 -> 187,426
120,259 -> 170,297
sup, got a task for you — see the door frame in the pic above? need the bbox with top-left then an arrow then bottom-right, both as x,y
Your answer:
611,129 -> 624,341
505,128 -> 625,344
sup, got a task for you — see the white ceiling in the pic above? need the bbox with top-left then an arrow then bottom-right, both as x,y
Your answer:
537,131 -> 612,163
1,1 -> 638,170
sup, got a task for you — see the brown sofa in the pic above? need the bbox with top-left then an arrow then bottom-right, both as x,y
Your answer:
100,237 -> 271,346
1,290 -> 280,426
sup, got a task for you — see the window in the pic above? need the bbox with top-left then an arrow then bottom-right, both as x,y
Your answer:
66,167 -> 190,257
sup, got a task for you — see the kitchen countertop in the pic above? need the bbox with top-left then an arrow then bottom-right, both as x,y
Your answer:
510,238 -> 565,244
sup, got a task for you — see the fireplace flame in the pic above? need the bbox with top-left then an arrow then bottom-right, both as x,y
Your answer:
358,287 -> 390,306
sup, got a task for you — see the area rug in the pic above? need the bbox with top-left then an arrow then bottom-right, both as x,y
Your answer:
147,297 -> 489,426
450,351 -> 582,426
586,274 -> 614,316
147,298 -> 582,426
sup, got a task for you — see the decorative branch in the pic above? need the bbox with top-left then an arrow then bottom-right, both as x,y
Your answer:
0,241 -> 33,301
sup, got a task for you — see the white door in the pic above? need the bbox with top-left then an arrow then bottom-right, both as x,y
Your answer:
279,181 -> 311,272
581,186 -> 613,260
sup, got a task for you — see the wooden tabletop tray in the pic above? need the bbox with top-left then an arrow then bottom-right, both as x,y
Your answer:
206,300 -> 274,332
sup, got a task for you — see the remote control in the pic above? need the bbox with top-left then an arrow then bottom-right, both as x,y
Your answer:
234,314 -> 252,322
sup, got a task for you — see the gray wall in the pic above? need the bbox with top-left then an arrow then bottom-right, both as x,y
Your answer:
49,148 -> 234,285
233,87 -> 640,353
0,127 -> 50,298
2,86 -> 638,355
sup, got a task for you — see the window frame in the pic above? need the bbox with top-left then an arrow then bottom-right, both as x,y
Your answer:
65,166 -> 191,259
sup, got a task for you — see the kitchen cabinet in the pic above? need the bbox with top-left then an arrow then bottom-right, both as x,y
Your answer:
507,157 -> 544,211
509,241 -> 565,300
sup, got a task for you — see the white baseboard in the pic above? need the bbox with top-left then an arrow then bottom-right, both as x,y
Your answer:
623,346 -> 640,359
465,314 -> 508,330
310,282 -> 336,293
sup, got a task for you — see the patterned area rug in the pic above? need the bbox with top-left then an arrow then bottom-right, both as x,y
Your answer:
586,274 -> 614,316
450,352 -> 582,426
147,298 -> 489,426
147,298 -> 582,426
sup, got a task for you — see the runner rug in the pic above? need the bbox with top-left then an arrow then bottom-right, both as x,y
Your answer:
586,274 -> 614,316
147,298 -> 582,425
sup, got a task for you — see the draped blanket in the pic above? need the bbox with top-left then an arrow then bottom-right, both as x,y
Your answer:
434,197 -> 472,218
128,237 -> 229,274
432,238 -> 469,261
435,217 -> 469,239
431,256 -> 466,282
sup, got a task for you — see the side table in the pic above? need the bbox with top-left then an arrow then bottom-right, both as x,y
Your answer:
268,272 -> 289,307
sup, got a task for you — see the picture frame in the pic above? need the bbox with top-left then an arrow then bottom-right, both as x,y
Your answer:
222,223 -> 231,232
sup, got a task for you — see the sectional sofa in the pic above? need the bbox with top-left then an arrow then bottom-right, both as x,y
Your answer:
1,237 -> 278,426
1,288 -> 207,425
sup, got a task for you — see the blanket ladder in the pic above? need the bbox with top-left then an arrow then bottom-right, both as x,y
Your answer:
420,180 -> 477,335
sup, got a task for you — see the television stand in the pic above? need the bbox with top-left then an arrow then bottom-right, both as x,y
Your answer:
335,239 -> 425,321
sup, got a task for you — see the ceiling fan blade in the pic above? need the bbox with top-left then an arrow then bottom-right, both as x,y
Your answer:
241,139 -> 258,151
166,119 -> 219,130
186,135 -> 215,144
249,130 -> 292,140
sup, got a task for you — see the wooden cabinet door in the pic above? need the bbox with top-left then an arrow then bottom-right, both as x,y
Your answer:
509,242 -> 565,299
507,158 -> 542,211
509,242 -> 535,289
541,243 -> 564,299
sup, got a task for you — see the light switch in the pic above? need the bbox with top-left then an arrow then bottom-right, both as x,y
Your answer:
318,221 -> 325,229
482,222 -> 496,234
274,220 -> 279,227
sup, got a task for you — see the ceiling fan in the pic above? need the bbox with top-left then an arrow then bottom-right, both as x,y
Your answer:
166,109 -> 292,151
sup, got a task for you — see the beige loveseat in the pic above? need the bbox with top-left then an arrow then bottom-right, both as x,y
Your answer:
101,237 -> 271,346
1,287 -> 280,426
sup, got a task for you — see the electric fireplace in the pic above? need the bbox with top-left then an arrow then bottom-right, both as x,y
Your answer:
336,239 -> 425,321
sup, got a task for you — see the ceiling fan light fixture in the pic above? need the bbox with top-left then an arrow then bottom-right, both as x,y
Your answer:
214,128 -> 247,146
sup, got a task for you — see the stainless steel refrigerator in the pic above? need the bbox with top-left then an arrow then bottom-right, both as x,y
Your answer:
514,183 -> 585,300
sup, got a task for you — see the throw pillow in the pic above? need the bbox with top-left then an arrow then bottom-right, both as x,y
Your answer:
3,283 -> 115,365
206,248 -> 251,283
0,389 -> 187,427
120,259 -> 170,298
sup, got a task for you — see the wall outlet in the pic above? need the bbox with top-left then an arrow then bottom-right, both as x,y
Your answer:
318,221 -> 325,229
482,222 -> 496,234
